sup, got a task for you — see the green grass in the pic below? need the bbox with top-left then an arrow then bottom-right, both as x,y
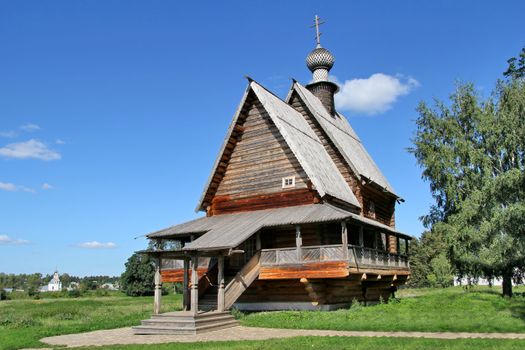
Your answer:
0,293 -> 181,350
77,336 -> 525,350
1,287 -> 525,350
239,286 -> 525,333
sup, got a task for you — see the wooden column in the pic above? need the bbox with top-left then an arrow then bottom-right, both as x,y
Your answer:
256,232 -> 261,251
190,256 -> 199,315
296,225 -> 302,262
153,263 -> 162,315
358,225 -> 364,246
217,255 -> 225,312
183,259 -> 190,311
341,221 -> 349,260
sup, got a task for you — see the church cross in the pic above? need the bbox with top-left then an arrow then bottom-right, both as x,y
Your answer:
310,15 -> 325,46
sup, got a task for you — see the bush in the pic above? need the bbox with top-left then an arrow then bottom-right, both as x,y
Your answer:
0,288 -> 6,301
427,253 -> 454,288
68,289 -> 82,298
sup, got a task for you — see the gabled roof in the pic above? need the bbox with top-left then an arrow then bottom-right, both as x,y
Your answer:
288,82 -> 398,197
197,80 -> 360,212
147,203 -> 411,251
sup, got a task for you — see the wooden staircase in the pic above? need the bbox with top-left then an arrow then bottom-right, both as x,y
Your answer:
133,252 -> 261,335
132,311 -> 239,335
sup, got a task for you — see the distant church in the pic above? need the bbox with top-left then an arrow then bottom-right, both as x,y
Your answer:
40,271 -> 62,292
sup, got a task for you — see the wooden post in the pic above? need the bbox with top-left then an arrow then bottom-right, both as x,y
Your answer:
190,256 -> 199,315
153,263 -> 162,315
183,259 -> 190,311
256,231 -> 261,251
296,225 -> 302,262
217,255 -> 225,312
341,221 -> 349,260
359,225 -> 364,246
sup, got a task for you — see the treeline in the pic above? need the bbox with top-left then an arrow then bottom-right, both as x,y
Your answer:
0,273 -> 119,292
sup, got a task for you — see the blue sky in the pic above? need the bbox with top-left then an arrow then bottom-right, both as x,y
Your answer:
1,1 -> 523,276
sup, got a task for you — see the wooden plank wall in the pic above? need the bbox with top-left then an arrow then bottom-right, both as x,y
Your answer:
238,275 -> 409,304
207,92 -> 315,215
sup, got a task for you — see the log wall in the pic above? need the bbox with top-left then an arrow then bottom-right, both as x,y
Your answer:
206,92 -> 316,215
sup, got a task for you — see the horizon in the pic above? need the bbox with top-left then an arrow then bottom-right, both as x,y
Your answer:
1,1 -> 524,276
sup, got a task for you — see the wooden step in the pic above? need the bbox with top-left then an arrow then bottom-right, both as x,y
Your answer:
133,311 -> 239,335
142,314 -> 234,328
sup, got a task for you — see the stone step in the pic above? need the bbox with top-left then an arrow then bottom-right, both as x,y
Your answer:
141,314 -> 235,328
151,311 -> 229,321
132,319 -> 239,335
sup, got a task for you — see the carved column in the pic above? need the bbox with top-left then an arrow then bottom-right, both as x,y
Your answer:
217,255 -> 225,312
153,263 -> 162,315
183,259 -> 190,311
190,256 -> 199,315
295,225 -> 302,262
341,221 -> 349,260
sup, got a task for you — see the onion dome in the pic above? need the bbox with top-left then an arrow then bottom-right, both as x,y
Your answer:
306,45 -> 335,73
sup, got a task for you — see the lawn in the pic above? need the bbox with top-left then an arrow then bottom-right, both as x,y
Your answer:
78,336 -> 525,350
1,287 -> 525,350
0,293 -> 181,350
239,286 -> 525,333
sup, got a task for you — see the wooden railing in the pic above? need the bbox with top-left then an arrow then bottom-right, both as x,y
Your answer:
260,244 -> 409,269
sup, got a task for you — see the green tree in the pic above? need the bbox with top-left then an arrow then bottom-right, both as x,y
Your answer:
0,284 -> 6,301
410,48 -> 525,297
504,46 -> 525,80
427,253 -> 455,288
120,253 -> 155,296
408,230 -> 454,288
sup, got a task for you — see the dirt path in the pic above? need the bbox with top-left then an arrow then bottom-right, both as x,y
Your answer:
40,326 -> 525,348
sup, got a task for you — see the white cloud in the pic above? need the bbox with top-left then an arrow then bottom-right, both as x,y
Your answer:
20,123 -> 41,132
0,182 -> 17,191
0,139 -> 61,160
0,181 -> 35,193
41,183 -> 53,190
77,241 -> 117,249
55,139 -> 66,145
332,73 -> 419,115
0,131 -> 18,138
0,234 -> 31,245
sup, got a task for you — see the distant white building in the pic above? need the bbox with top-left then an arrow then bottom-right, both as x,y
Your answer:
454,276 -> 516,287
100,283 -> 119,291
40,271 -> 62,292
67,282 -> 80,291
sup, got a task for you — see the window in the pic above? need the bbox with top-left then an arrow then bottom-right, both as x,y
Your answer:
282,176 -> 296,188
368,201 -> 376,218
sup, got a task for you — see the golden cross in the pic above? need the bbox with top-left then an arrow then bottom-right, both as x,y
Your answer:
310,15 -> 325,46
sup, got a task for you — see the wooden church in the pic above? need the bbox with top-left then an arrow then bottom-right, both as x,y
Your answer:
134,19 -> 411,334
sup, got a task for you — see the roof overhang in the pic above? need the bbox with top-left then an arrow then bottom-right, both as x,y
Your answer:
146,204 -> 412,253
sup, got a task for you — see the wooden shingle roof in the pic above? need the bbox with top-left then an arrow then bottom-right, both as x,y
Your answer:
197,79 -> 360,212
289,82 -> 398,197
147,203 -> 411,251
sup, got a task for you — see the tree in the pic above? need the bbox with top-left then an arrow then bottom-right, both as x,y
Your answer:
410,47 -> 525,297
408,230 -> 454,288
120,253 -> 156,296
504,47 -> 525,80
